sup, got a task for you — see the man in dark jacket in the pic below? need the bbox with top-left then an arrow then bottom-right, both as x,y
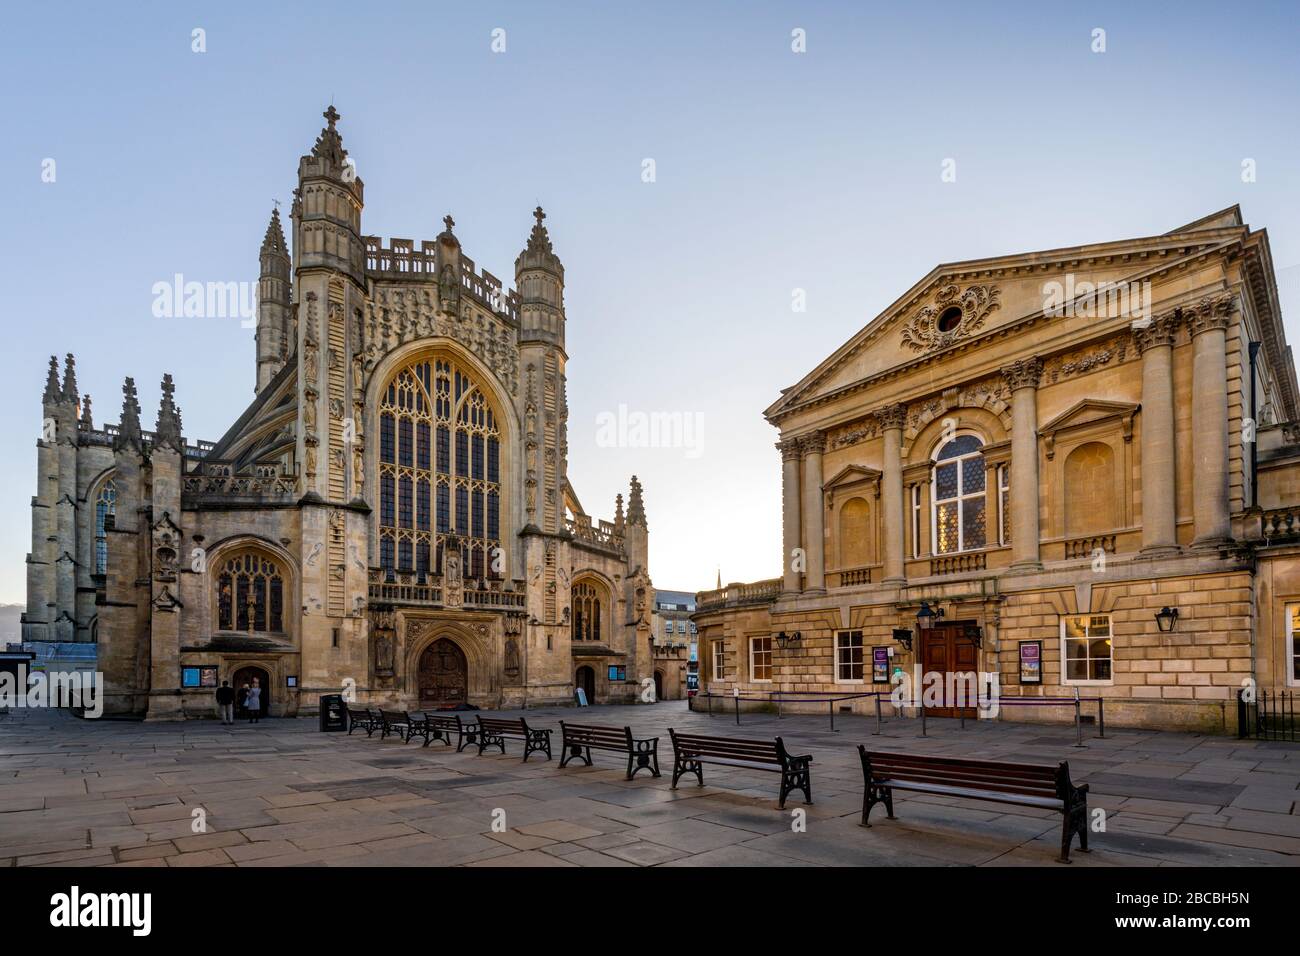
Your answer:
216,681 -> 236,725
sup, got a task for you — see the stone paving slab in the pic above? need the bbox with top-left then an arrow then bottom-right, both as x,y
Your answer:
0,703 -> 1297,867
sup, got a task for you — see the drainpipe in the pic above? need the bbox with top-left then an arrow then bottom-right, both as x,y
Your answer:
1247,340 -> 1261,707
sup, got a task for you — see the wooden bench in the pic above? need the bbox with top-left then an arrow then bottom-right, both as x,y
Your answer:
476,716 -> 553,761
668,729 -> 812,809
559,721 -> 660,780
408,712 -> 479,751
379,709 -> 413,741
345,705 -> 381,737
857,747 -> 1090,863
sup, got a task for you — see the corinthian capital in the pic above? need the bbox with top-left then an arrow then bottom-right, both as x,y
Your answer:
799,431 -> 827,456
777,437 -> 803,461
1132,311 -> 1179,353
1000,357 -> 1044,392
874,402 -> 907,431
1185,294 -> 1234,337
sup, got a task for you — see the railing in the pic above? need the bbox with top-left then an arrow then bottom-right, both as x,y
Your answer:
565,516 -> 624,553
929,552 -> 986,576
836,567 -> 872,587
362,236 -> 520,321
1064,534 -> 1117,559
366,568 -> 526,610
1261,508 -> 1300,541
86,425 -> 215,459
182,465 -> 298,500
1238,688 -> 1298,742
695,578 -> 782,613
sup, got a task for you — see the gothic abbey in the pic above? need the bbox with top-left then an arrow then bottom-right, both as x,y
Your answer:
23,107 -> 657,718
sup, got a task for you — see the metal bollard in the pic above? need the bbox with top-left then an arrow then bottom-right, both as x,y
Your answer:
920,701 -> 927,738
1097,697 -> 1105,739
1074,698 -> 1084,748
874,695 -> 882,735
734,696 -> 740,726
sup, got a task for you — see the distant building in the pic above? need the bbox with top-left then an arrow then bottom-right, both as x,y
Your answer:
652,589 -> 697,700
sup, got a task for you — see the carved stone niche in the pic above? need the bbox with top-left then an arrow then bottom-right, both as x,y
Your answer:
368,604 -> 397,681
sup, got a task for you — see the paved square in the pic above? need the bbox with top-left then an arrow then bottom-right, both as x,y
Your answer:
1,702 -> 1298,867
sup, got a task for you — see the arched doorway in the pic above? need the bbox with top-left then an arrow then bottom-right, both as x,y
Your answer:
653,670 -> 664,702
419,638 -> 468,708
231,665 -> 271,718
575,666 -> 596,704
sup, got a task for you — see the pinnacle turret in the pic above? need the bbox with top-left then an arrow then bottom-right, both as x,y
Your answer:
155,374 -> 182,452
627,475 -> 646,528
614,492 -> 625,532
311,103 -> 348,171
42,356 -> 60,405
61,354 -> 79,405
114,377 -> 143,453
261,206 -> 288,257
81,394 -> 93,430
515,205 -> 564,278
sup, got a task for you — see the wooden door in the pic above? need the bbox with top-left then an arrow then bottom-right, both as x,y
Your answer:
419,638 -> 468,707
919,624 -> 978,718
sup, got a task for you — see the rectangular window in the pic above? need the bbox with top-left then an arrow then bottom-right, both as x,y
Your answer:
836,630 -> 865,682
750,636 -> 772,682
1060,615 -> 1113,684
1289,605 -> 1300,685
999,464 -> 1011,546
911,484 -> 922,558
711,640 -> 726,681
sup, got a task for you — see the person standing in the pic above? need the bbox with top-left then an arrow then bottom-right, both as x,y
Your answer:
215,680 -> 235,725
246,678 -> 262,724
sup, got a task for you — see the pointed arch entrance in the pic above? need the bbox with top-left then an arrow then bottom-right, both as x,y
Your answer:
419,637 -> 468,707
575,665 -> 596,703
231,665 -> 271,718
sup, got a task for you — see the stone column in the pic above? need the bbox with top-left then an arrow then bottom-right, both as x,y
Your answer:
1189,295 -> 1234,548
1001,358 -> 1044,571
801,432 -> 827,593
778,438 -> 802,595
1134,313 -> 1179,555
878,404 -> 907,584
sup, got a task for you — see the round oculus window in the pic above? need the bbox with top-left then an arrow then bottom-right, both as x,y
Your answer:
936,305 -> 963,333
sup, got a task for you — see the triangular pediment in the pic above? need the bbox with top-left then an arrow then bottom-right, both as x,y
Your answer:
824,464 -> 880,490
1040,399 -> 1139,438
766,211 -> 1247,423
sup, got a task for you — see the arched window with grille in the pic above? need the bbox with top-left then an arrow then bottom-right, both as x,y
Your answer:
378,355 -> 503,581
93,478 -> 117,576
217,552 -> 285,633
931,433 -> 987,554
572,579 -> 604,642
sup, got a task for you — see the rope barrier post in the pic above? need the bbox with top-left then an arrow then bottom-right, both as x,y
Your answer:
777,695 -> 782,719
1074,697 -> 1084,748
1097,697 -> 1105,738
734,694 -> 740,726
920,700 -> 927,738
874,694 -> 882,735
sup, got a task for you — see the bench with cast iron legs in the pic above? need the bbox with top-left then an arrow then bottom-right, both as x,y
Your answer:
476,716 -> 553,761
857,747 -> 1090,863
559,721 -> 660,780
346,705 -> 382,737
408,712 -> 479,751
379,709 -> 413,741
668,729 -> 812,809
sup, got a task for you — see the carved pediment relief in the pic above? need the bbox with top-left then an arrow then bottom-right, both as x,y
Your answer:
823,464 -> 881,491
900,284 -> 1001,354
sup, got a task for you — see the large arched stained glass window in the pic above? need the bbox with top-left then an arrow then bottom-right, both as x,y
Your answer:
572,579 -> 604,642
217,552 -> 285,633
378,356 -> 502,580
931,433 -> 986,554
94,478 -> 117,576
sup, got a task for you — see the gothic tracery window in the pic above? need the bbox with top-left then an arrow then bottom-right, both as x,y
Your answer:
94,479 -> 117,576
572,579 -> 604,642
378,356 -> 502,580
217,552 -> 285,633
931,433 -> 986,554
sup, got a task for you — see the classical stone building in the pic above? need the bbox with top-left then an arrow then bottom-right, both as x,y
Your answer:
650,589 -> 697,701
22,107 -> 660,718
696,207 -> 1300,732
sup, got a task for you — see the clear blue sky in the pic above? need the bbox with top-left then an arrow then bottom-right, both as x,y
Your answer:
2,1 -> 1299,604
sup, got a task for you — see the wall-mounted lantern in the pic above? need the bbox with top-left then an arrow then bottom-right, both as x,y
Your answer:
1154,606 -> 1179,633
916,601 -> 944,631
892,627 -> 914,652
963,624 -> 984,648
775,630 -> 802,650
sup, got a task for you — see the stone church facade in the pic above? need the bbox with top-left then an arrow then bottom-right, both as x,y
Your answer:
22,107 -> 657,718
696,207 -> 1300,732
